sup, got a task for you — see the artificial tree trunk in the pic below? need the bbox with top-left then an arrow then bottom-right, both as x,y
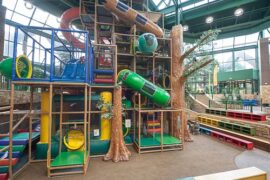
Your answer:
104,86 -> 131,162
170,25 -> 192,142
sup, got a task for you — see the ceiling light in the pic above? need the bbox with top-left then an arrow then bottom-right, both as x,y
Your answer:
24,2 -> 33,10
234,8 -> 244,17
183,25 -> 189,31
205,16 -> 214,24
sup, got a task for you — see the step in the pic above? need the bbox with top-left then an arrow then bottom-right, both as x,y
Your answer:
147,128 -> 161,133
0,158 -> 18,166
94,78 -> 114,83
93,69 -> 114,75
0,173 -> 8,180
0,152 -> 21,158
0,167 -> 8,173
211,130 -> 254,150
0,132 -> 40,146
51,151 -> 85,167
0,145 -> 25,153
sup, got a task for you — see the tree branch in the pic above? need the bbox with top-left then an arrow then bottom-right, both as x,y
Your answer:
180,29 -> 220,61
183,57 -> 214,78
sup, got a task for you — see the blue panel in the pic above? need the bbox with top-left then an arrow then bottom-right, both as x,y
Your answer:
136,14 -> 147,25
116,1 -> 129,12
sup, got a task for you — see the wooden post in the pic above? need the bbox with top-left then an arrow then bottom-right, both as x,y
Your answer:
59,87 -> 63,154
8,83 -> 14,178
47,84 -> 53,177
28,86 -> 34,161
83,84 -> 87,173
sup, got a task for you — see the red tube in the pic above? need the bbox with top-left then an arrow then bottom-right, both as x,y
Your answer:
60,7 -> 85,49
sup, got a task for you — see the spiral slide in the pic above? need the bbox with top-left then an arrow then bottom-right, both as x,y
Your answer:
60,7 -> 85,50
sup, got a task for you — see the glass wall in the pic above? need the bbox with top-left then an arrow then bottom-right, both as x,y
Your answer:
2,0 -> 60,58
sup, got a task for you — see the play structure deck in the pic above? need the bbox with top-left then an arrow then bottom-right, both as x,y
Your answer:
2,0 -> 186,178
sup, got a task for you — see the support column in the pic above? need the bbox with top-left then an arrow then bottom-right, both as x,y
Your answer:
0,3 -> 6,60
258,38 -> 270,105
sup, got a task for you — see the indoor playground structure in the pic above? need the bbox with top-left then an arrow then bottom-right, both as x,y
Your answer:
1,0 -> 270,180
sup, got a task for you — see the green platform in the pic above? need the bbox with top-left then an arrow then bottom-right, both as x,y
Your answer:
136,134 -> 181,147
155,134 -> 181,145
136,137 -> 161,147
0,145 -> 25,152
51,151 -> 86,167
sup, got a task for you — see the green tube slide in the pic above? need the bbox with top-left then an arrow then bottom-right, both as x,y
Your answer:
0,56 -> 33,79
0,57 -> 13,78
118,69 -> 170,106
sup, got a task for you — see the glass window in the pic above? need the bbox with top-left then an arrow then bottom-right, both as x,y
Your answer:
234,35 -> 245,47
222,38 -> 233,49
32,8 -> 49,23
2,0 -> 17,10
245,33 -> 258,45
245,49 -> 255,60
142,82 -> 156,96
213,39 -> 222,50
214,52 -> 233,72
14,0 -> 35,18
12,12 -> 30,25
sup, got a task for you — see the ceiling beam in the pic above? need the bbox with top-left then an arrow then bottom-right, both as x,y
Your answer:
160,0 -> 202,14
183,16 -> 270,42
165,0 -> 256,25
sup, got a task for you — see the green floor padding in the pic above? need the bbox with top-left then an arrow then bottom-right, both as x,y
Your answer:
51,151 -> 85,167
0,145 -> 25,152
135,137 -> 161,147
155,134 -> 181,145
1,132 -> 39,140
136,134 -> 181,147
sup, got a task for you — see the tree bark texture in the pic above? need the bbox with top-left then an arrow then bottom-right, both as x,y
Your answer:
104,86 -> 131,162
170,25 -> 192,142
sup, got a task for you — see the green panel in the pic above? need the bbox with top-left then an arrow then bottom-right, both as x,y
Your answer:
51,151 -> 85,167
90,139 -> 110,156
218,69 -> 259,82
0,145 -> 25,152
36,142 -> 61,159
0,132 -> 40,140
0,166 -> 8,173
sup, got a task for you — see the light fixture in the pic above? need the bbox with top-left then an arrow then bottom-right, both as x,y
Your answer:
183,25 -> 189,31
234,8 -> 244,17
205,16 -> 214,24
24,2 -> 33,10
